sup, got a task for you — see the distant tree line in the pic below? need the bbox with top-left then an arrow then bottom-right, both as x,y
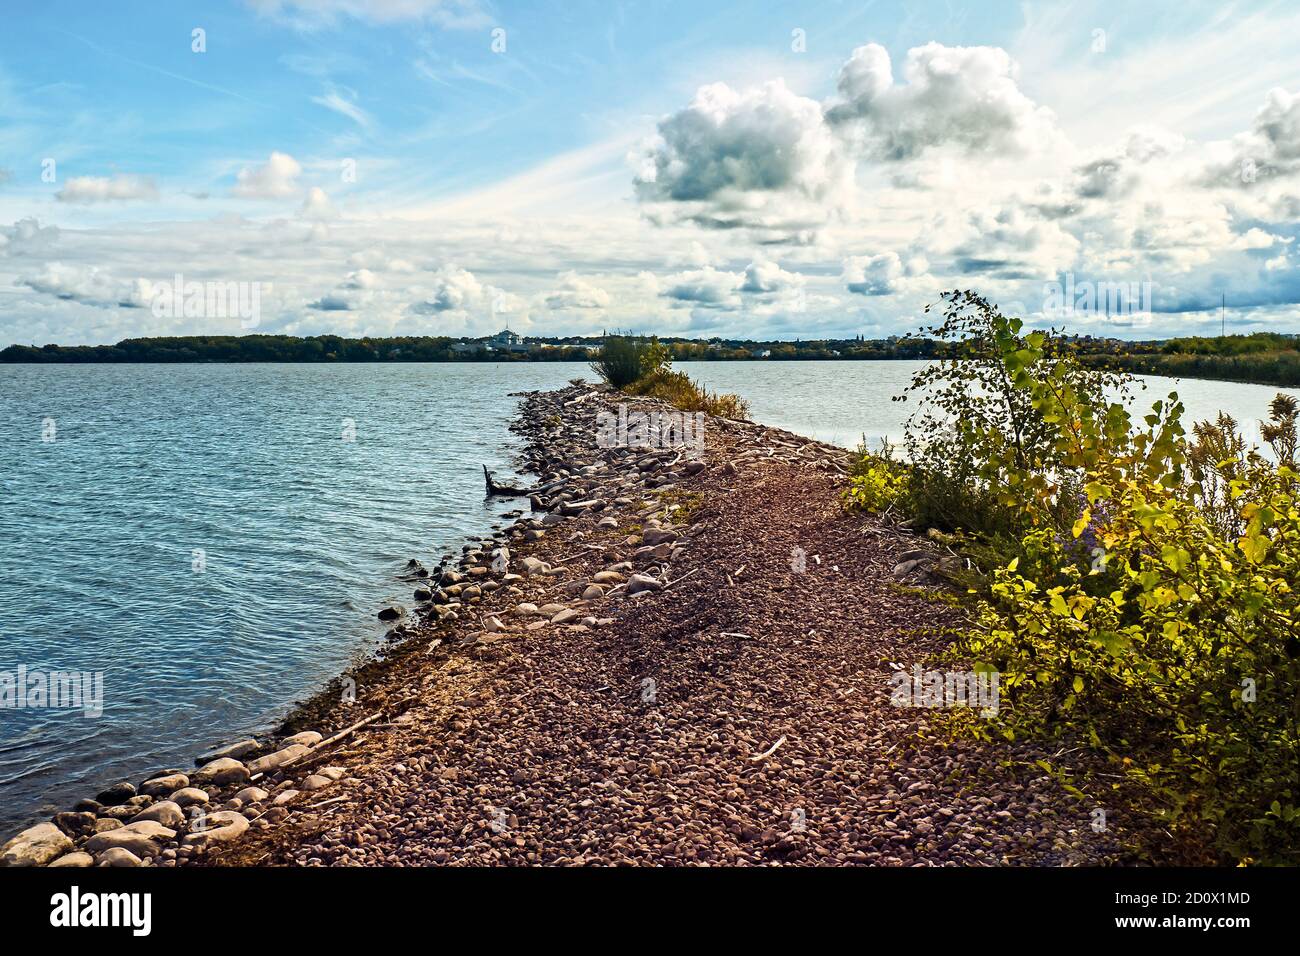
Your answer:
4,331 -> 1299,389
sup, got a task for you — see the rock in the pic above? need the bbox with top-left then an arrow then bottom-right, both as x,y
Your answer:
170,787 -> 209,808
634,543 -> 674,562
132,801 -> 185,828
300,774 -> 333,792
414,586 -> 433,601
96,847 -> 143,868
272,790 -> 300,806
92,819 -> 123,833
72,799 -> 103,814
523,529 -> 545,542
377,605 -> 405,621
592,570 -> 625,585
84,821 -> 175,859
538,603 -> 567,616
519,557 -> 550,577
596,516 -> 618,529
0,822 -> 73,867
581,584 -> 605,601
140,773 -> 189,797
539,512 -> 565,527
196,739 -> 259,764
282,731 -> 323,749
52,811 -> 97,838
192,757 -> 251,787
513,603 -> 539,617
560,499 -> 603,516
892,558 -> 932,579
626,573 -> 662,595
95,782 -> 137,806
484,615 -> 505,633
48,851 -> 94,868
182,811 -> 249,847
247,744 -> 311,776
683,460 -> 706,475
551,608 -> 582,624
233,787 -> 268,805
896,548 -> 934,563
642,528 -> 680,546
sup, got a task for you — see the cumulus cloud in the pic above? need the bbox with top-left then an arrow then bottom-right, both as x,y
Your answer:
19,263 -> 152,308
826,42 -> 1060,160
843,253 -> 905,296
56,173 -> 159,204
659,266 -> 741,307
420,265 -> 483,312
233,151 -> 303,199
543,271 -> 610,310
635,41 -> 1063,240
1,218 -> 60,257
635,79 -> 854,237
740,258 -> 805,294
300,186 -> 339,220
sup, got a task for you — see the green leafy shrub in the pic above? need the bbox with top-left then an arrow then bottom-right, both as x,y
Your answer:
844,443 -> 910,515
877,290 -> 1300,864
590,335 -> 671,388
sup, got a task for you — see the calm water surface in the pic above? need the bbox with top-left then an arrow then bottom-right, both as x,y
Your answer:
2,359 -> 1294,832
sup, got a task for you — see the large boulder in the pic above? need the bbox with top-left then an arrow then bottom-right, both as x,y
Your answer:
182,811 -> 248,848
84,820 -> 175,860
132,801 -> 185,829
140,773 -> 189,797
192,757 -> 250,787
0,823 -> 73,867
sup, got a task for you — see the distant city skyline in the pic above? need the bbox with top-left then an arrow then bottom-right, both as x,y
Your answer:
2,0 -> 1299,346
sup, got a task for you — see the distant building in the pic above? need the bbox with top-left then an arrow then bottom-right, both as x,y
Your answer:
488,329 -> 530,353
752,349 -> 771,358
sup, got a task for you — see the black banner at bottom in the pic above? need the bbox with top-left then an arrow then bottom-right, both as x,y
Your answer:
0,865 -> 1284,942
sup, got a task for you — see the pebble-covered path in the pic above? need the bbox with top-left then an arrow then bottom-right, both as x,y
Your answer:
194,383 -> 1138,866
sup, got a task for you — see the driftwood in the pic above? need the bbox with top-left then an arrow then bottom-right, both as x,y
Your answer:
482,465 -> 570,500
483,465 -> 531,496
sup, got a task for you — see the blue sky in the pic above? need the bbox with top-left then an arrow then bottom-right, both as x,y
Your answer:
2,0 -> 1300,345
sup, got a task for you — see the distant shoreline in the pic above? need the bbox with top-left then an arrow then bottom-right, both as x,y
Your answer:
6,342 -> 1300,391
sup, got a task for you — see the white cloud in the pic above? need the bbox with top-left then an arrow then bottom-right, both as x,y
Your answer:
56,174 -> 159,204
312,88 -> 371,128
543,271 -> 610,310
635,79 -> 854,238
827,42 -> 1060,160
233,151 -> 303,199
659,266 -> 741,308
740,258 -> 805,295
300,186 -> 339,220
1,218 -> 60,257
19,263 -> 151,308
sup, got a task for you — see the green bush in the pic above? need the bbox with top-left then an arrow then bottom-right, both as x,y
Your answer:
590,335 -> 671,388
873,290 -> 1300,865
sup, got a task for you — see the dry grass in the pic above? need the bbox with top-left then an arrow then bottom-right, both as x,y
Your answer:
626,368 -> 750,419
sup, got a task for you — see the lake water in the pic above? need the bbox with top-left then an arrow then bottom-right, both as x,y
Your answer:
1,359 -> 1295,833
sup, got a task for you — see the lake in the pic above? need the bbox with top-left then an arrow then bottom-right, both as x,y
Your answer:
1,359 -> 1295,832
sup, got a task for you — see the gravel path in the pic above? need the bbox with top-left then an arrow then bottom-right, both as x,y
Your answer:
206,384 -> 1141,866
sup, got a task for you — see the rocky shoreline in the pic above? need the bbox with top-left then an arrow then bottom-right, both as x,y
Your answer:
2,382 -> 1145,867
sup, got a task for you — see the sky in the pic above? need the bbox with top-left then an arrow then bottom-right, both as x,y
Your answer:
2,0 -> 1300,346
